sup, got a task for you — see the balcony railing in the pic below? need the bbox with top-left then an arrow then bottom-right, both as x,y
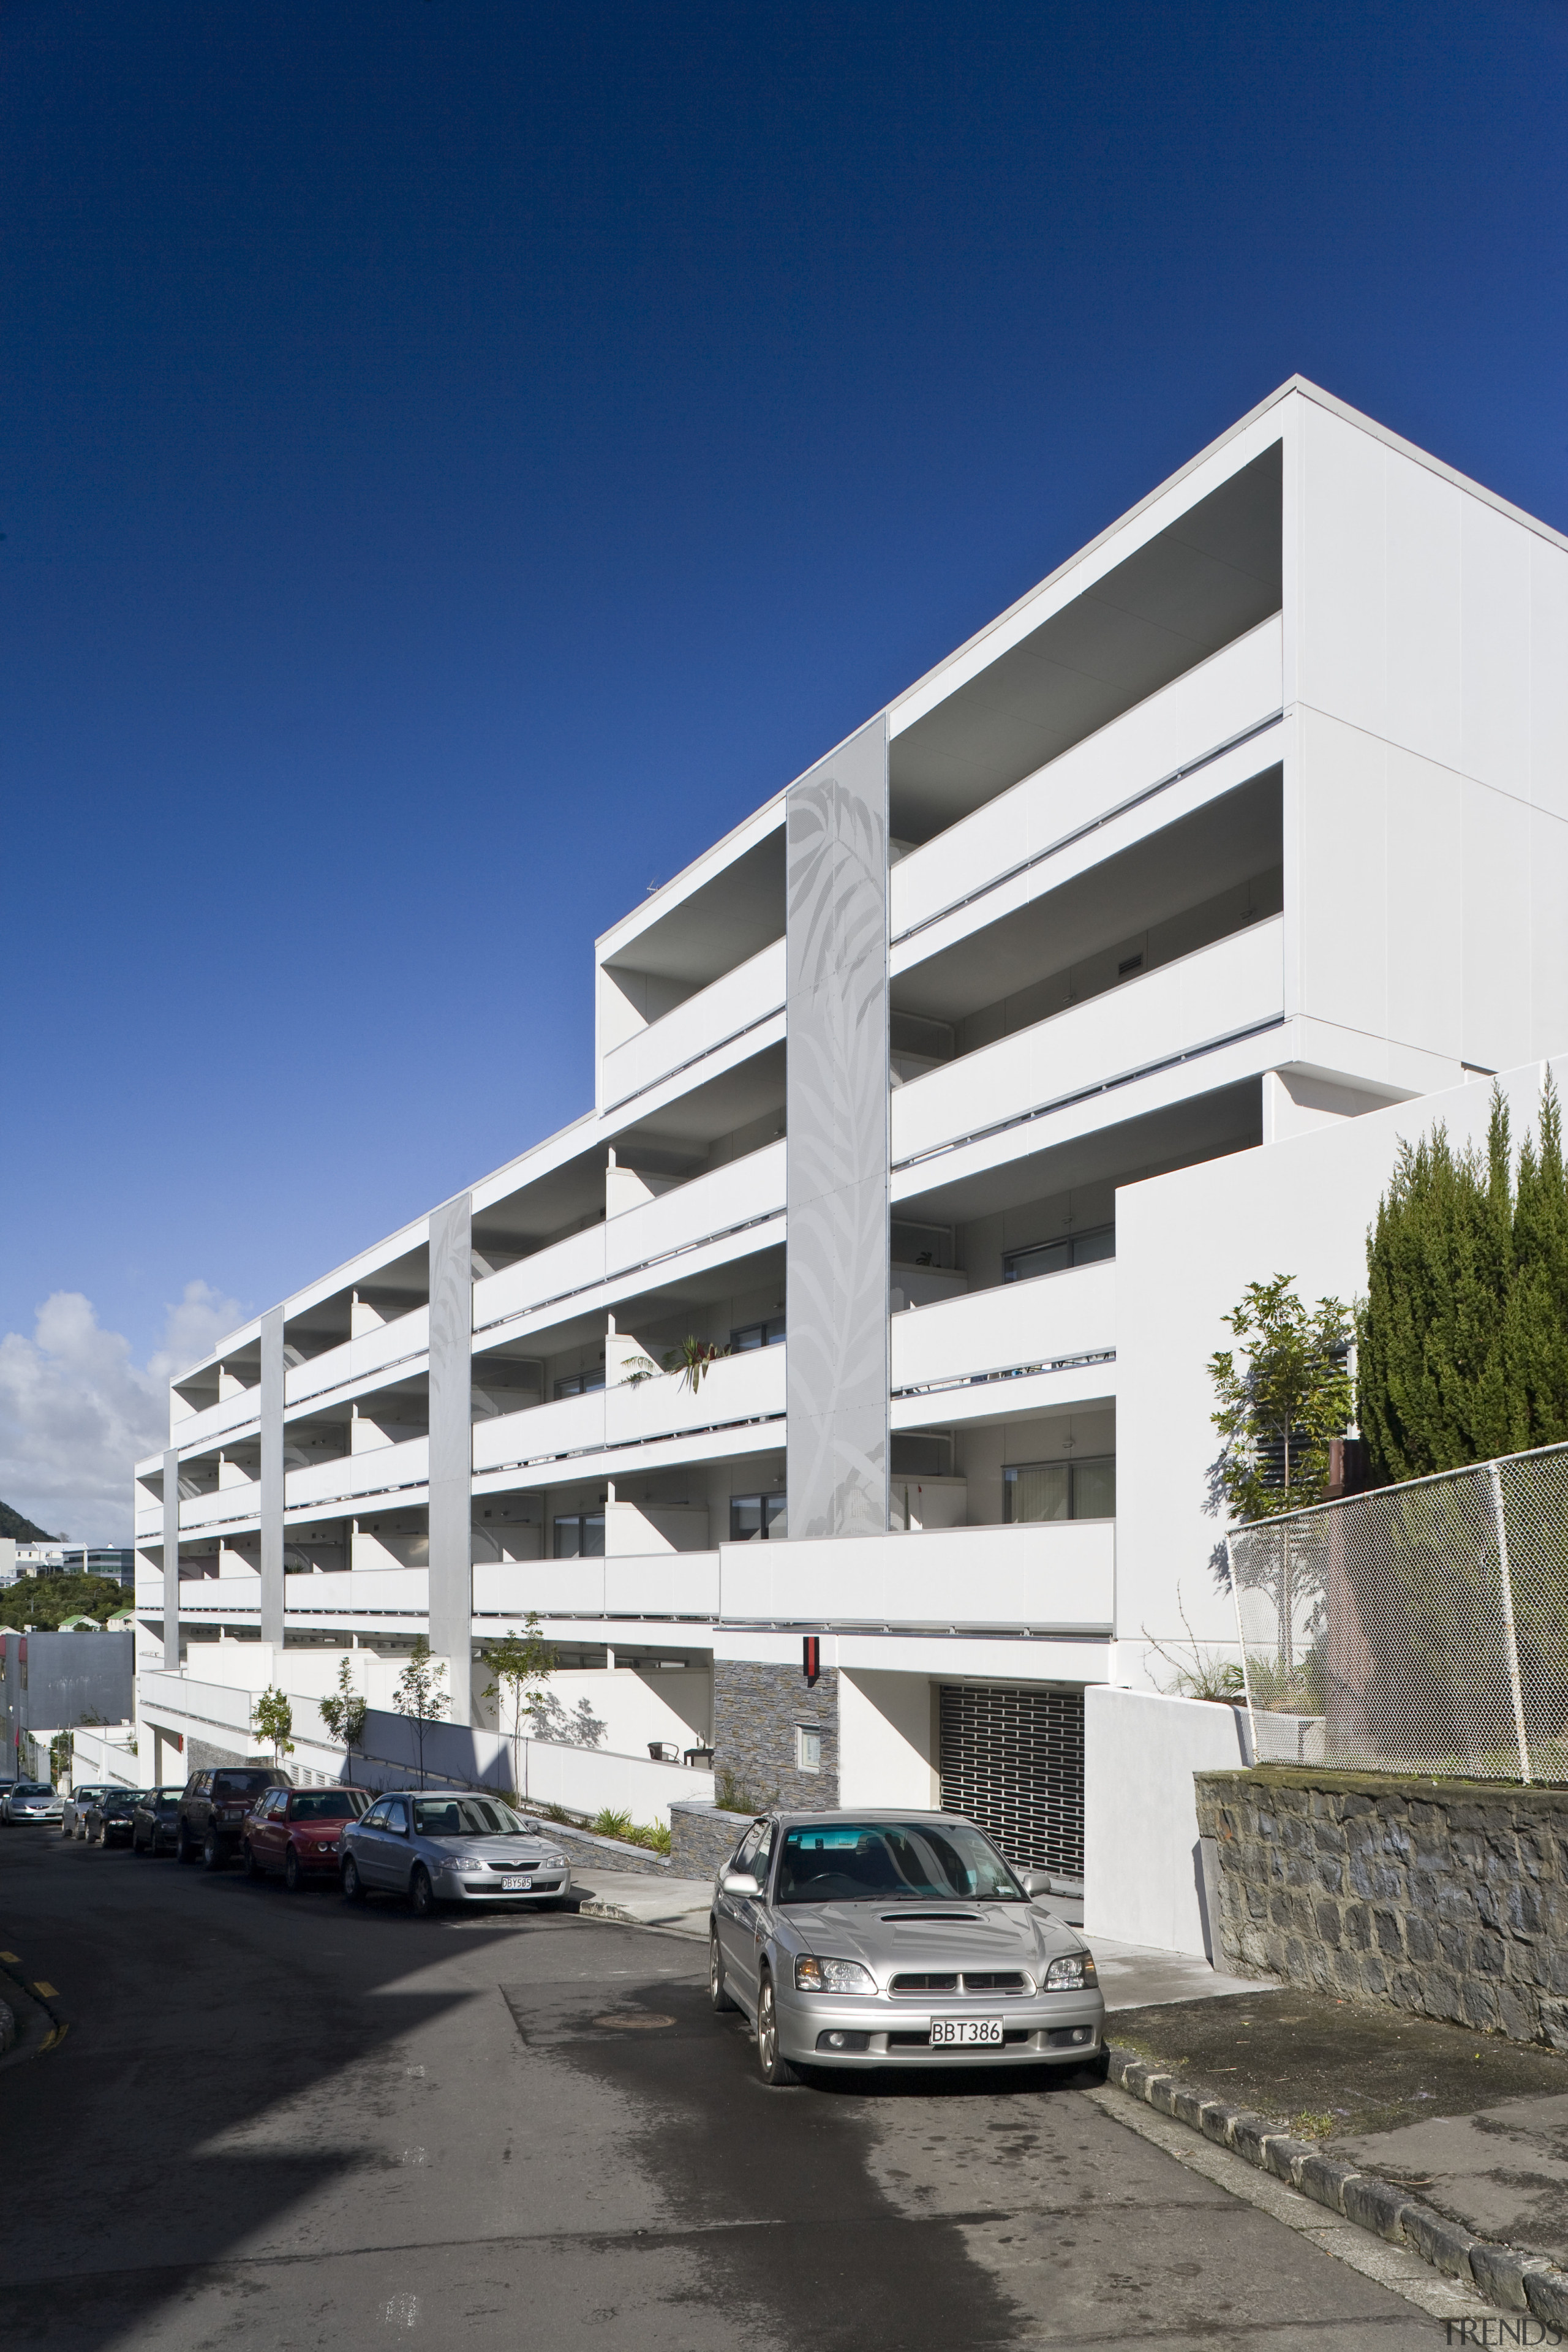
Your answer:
284,1434 -> 429,1513
891,915 -> 1284,1167
285,1568 -> 429,1616
472,1346 -> 785,1477
170,1384 -> 263,1452
605,1138 -> 786,1280
472,1224 -> 608,1334
284,1305 -> 431,1408
891,612 -> 1283,948
600,936 -> 785,1110
891,1258 -> 1115,1393
178,1485 -> 262,1534
718,1518 -> 1114,1632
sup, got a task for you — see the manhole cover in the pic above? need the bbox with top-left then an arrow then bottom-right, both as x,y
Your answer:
594,2011 -> 676,2029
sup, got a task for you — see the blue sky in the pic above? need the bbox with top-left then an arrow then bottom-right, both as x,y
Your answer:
4,0 -> 1567,1535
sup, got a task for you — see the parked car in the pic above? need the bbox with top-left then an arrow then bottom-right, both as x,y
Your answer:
175,1766 -> 292,1869
707,1811 -> 1106,2088
2,1782 -> 64,1826
62,1785 -> 110,1839
339,1791 -> 573,1915
86,1788 -> 147,1847
243,1786 -> 368,1890
130,1787 -> 186,1856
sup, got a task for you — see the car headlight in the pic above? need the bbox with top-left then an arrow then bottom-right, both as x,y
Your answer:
795,1956 -> 876,1995
455,1855 -> 490,1871
1045,1951 -> 1098,1990
546,1855 -> 567,1869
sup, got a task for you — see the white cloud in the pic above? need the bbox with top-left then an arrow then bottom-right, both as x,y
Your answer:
0,1282 -> 244,1543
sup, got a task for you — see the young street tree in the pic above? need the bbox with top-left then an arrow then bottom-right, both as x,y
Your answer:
1208,1275 -> 1354,1525
251,1686 -> 295,1770
317,1656 -> 369,1784
481,1616 -> 554,1802
391,1640 -> 448,1789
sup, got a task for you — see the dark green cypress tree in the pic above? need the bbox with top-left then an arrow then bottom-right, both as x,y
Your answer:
1359,1079 -> 1568,1480
1505,1068 -> 1568,1450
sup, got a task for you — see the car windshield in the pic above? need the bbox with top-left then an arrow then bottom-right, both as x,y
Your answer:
156,1791 -> 183,1806
105,1795 -> 139,1812
16,1785 -> 51,1797
411,1796 -> 528,1839
290,1793 -> 360,1822
775,1821 -> 1026,1905
213,1772 -> 274,1800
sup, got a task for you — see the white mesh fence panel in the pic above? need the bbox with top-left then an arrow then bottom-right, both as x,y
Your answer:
1228,1441 -> 1568,1782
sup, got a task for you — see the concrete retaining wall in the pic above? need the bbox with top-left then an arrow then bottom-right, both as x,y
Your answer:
1084,1687 -> 1250,1956
1197,1768 -> 1568,2048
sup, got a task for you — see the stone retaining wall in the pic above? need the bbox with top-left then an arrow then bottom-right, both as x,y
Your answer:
713,1661 -> 839,1812
1196,1767 -> 1568,2049
670,1802 -> 755,1882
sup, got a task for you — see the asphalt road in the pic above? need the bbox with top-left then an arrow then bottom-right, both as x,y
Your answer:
0,1826 -> 1469,2351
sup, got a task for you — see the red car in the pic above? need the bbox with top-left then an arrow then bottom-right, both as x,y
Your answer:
242,1786 -> 368,1890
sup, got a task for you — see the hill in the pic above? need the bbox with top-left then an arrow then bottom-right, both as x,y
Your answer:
0,1500 -> 58,1542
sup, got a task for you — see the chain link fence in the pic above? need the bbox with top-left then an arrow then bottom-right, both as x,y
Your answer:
1228,1440 -> 1568,1782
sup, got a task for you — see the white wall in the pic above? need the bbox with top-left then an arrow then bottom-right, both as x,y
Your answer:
1114,1054 -> 1568,1673
837,1670 -> 938,1808
1083,1685 -> 1248,1956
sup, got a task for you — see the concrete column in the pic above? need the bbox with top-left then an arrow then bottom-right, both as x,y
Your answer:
785,714 -> 891,1539
161,1446 -> 180,1673
259,1306 -> 285,1649
427,1193 -> 475,1724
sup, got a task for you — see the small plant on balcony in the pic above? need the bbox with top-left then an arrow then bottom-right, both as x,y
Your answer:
318,1656 -> 370,1783
251,1686 -> 296,1768
664,1336 -> 730,1395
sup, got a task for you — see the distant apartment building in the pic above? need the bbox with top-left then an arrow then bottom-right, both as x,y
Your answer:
132,379 -> 1568,1947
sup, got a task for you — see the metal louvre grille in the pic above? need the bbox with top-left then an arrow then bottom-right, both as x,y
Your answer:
938,1683 -> 1084,1876
1229,1440 -> 1568,1781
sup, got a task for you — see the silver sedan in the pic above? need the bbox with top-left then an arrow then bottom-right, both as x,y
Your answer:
709,1811 -> 1106,2087
2,1782 -> 64,1826
339,1790 -> 574,1915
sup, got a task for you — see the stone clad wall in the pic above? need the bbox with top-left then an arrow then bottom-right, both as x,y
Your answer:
713,1662 -> 840,1812
1196,1767 -> 1568,2049
669,1803 -> 756,1882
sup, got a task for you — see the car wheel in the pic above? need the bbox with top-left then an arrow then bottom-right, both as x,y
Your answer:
341,1855 -> 366,1904
709,1929 -> 737,2012
176,1828 -> 194,1865
284,1849 -> 301,1894
202,1830 -> 224,1871
756,1970 -> 801,2087
409,1864 -> 435,1919
243,1839 -> 262,1879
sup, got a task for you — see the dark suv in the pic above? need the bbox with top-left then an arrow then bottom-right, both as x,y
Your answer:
176,1766 -> 292,1870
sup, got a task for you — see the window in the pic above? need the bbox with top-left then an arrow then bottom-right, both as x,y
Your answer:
1003,1457 -> 1115,1522
361,1800 -> 390,1830
290,1793 -> 360,1822
554,1366 -> 605,1400
796,1726 -> 822,1773
385,1799 -> 409,1834
553,1512 -> 605,1558
1003,1224 -> 1114,1283
729,1493 -> 786,1542
750,1820 -> 775,1890
891,1219 -> 953,1269
213,1770 -> 273,1800
729,1316 -> 785,1351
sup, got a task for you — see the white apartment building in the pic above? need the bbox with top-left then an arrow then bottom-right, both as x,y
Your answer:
132,378 -> 1568,1951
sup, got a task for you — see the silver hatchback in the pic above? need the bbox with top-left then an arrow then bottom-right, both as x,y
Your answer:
340,1790 -> 573,1915
3,1783 -> 64,1826
710,1811 -> 1106,2086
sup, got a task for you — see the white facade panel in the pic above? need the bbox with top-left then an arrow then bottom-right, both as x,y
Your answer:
600,935 -> 785,1109
890,1259 -> 1115,1390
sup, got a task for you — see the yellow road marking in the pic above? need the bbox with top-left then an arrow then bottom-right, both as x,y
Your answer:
32,1981 -> 58,1999
0,1952 -> 19,1964
39,2023 -> 69,2052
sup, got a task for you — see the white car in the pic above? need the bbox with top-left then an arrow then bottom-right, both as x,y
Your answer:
62,1785 -> 110,1839
3,1783 -> 65,1826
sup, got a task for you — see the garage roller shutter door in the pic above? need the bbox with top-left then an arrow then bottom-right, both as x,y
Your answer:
938,1683 -> 1084,1879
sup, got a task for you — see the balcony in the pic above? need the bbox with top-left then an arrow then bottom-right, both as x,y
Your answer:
178,1485 -> 262,1535
135,1503 -> 163,1542
170,1574 -> 261,1615
140,1670 -> 257,1741
891,915 -> 1284,1168
891,614 -> 1283,949
284,1305 -> 431,1408
718,1518 -> 1114,1633
172,1385 -> 263,1452
891,1259 -> 1115,1393
284,1434 -> 429,1513
472,1346 -> 785,1478
472,1223 -> 607,1335
284,1568 -> 429,1617
472,1552 -> 723,1620
605,1139 -> 786,1280
600,936 -> 785,1110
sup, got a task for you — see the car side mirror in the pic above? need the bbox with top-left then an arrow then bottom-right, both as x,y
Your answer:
1020,1871 -> 1055,1899
721,1870 -> 760,1898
